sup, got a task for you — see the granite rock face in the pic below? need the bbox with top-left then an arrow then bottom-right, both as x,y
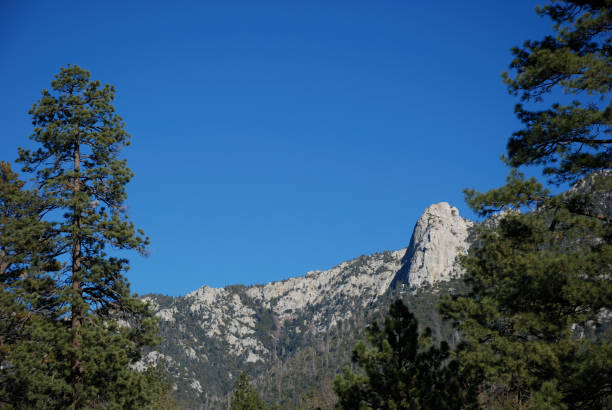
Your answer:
402,202 -> 473,287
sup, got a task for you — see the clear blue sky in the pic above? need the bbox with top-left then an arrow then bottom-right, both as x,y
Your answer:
2,0 -> 548,296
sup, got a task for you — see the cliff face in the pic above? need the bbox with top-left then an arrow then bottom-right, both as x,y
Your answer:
142,202 -> 473,408
401,202 -> 473,288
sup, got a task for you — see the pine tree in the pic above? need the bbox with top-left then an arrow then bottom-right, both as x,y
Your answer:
7,65 -> 163,408
502,0 -> 611,185
230,372 -> 270,410
440,1 -> 612,408
0,161 -> 57,279
333,300 -> 477,410
0,161 -> 64,407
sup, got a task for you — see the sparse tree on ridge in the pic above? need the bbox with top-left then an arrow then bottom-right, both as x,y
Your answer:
440,1 -> 612,408
230,372 -> 270,410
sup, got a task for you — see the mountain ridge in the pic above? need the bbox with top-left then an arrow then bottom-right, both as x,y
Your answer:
138,202 -> 473,408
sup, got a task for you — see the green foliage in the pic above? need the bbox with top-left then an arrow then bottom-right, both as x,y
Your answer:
140,365 -> 180,410
0,65 -> 168,408
334,300 -> 477,410
0,161 -> 59,280
230,372 -> 270,410
441,2 -> 612,408
0,162 -> 66,407
501,0 -> 612,184
440,197 -> 612,408
463,169 -> 550,217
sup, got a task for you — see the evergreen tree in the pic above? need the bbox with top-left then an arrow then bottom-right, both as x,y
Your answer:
230,372 -> 270,410
333,300 -> 477,410
502,0 -> 611,185
0,161 -> 64,407
440,1 -> 612,408
4,65 -> 163,408
0,161 -> 57,279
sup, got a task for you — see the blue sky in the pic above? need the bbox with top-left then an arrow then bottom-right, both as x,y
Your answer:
1,0 -> 548,296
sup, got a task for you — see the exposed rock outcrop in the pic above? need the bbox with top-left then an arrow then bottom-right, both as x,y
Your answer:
568,170 -> 612,220
399,202 -> 472,288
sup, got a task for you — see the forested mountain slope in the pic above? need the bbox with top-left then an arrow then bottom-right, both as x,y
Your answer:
139,202 -> 472,408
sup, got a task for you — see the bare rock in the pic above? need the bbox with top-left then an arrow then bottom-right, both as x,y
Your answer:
403,202 -> 472,287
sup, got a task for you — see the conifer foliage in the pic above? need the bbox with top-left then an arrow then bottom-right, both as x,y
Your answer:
0,161 -> 63,406
1,65 -> 166,408
441,1 -> 612,408
502,0 -> 612,184
334,300 -> 477,410
230,372 -> 270,410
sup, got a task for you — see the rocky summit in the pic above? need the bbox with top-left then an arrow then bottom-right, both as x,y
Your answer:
401,202 -> 473,287
140,202 -> 473,408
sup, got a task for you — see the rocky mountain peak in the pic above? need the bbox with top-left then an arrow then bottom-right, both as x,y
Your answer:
396,202 -> 473,288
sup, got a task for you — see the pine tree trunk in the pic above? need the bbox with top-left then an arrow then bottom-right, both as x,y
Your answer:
71,137 -> 83,408
0,248 -> 7,276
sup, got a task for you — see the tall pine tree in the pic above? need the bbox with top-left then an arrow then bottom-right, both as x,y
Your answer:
10,65 -> 162,408
440,1 -> 611,408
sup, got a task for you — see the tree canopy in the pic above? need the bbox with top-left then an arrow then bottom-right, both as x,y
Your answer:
502,0 -> 611,184
334,300 -> 477,410
440,1 -> 612,408
0,65 -> 168,408
230,372 -> 270,410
